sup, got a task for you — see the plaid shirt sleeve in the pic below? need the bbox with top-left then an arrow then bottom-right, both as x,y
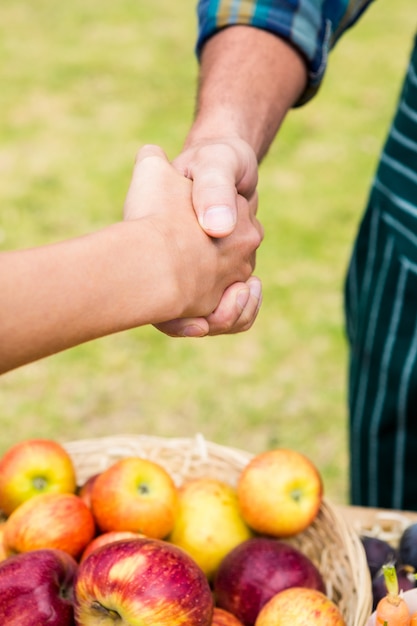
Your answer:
196,0 -> 375,104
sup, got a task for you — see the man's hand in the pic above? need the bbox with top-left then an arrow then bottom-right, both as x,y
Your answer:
173,136 -> 259,237
151,137 -> 262,337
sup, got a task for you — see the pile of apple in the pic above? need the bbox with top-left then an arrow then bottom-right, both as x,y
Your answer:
0,438 -> 347,626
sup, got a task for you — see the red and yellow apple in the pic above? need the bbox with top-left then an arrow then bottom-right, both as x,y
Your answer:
74,537 -> 214,626
212,607 -> 245,626
254,587 -> 346,626
3,492 -> 96,559
80,530 -> 144,562
0,438 -> 77,516
237,448 -> 323,537
77,473 -> 100,509
168,477 -> 253,580
0,547 -> 78,625
90,457 -> 178,538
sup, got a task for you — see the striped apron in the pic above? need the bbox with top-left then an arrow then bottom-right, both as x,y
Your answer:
345,35 -> 417,510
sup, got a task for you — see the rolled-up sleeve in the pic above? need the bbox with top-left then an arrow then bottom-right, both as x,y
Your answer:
196,0 -> 375,105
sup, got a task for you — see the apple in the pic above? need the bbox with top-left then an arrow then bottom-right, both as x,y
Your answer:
74,536 -> 214,626
90,457 -> 179,539
77,473 -> 100,509
213,537 -> 325,626
0,547 -> 78,625
212,607 -> 246,626
254,587 -> 346,626
168,477 -> 253,580
80,530 -> 144,562
0,522 -> 7,562
0,438 -> 77,516
3,492 -> 96,559
237,448 -> 323,537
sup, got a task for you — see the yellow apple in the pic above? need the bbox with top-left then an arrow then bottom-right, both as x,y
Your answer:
168,477 -> 253,581
237,448 -> 323,537
254,587 -> 346,626
90,457 -> 179,539
0,438 -> 77,516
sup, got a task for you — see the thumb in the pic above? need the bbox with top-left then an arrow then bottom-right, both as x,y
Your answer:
190,171 -> 238,238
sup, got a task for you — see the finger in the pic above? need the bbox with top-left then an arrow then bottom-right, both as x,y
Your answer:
154,318 -> 210,338
205,277 -> 262,336
190,168 -> 239,238
173,142 -> 258,239
153,278 -> 262,338
135,144 -> 170,164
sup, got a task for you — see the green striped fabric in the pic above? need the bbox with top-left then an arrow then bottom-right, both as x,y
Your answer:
345,36 -> 417,510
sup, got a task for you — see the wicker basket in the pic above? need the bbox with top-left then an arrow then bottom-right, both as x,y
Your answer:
64,433 -> 373,626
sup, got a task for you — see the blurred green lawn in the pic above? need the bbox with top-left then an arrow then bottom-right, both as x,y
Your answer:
0,0 -> 414,504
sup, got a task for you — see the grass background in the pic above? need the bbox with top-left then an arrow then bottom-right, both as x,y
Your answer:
0,0 -> 415,504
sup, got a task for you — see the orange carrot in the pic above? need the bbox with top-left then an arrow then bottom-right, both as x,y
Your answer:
375,564 -> 411,626
410,612 -> 417,626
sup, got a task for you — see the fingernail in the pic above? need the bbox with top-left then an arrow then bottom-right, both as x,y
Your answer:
237,289 -> 250,311
181,324 -> 207,338
249,279 -> 262,301
201,205 -> 236,232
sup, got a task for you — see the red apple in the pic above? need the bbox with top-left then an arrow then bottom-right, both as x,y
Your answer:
80,530 -> 144,562
74,537 -> 214,626
237,449 -> 323,537
0,438 -> 77,516
254,587 -> 346,626
3,492 -> 96,559
212,607 -> 246,626
0,548 -> 78,625
213,537 -> 325,626
90,457 -> 178,538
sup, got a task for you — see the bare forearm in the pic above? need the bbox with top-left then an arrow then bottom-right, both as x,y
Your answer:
186,26 -> 308,161
0,222 -> 177,373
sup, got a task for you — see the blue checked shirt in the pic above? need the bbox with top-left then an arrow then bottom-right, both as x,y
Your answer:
197,0 -> 375,104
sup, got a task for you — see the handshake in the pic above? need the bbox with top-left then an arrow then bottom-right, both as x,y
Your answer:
124,143 -> 264,339
0,139 -> 263,374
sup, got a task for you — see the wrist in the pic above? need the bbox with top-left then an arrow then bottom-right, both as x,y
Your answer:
192,26 -> 308,160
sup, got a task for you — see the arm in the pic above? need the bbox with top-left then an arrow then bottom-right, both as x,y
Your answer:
155,27 -> 306,338
174,25 -> 308,234
0,145 -> 262,374
179,0 -> 375,231
157,0 -> 374,338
